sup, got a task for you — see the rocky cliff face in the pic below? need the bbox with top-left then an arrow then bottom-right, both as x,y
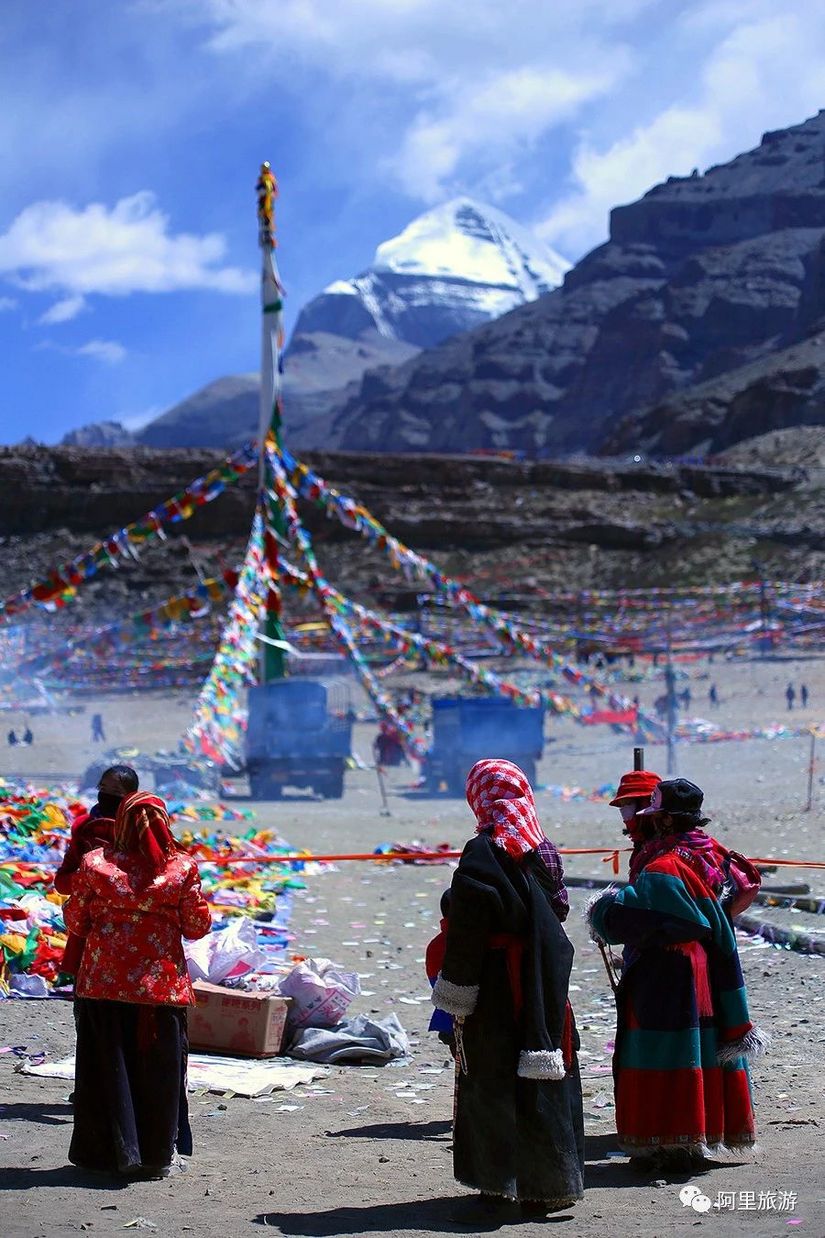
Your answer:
603,333 -> 825,456
325,111 -> 825,458
1,445 -> 816,626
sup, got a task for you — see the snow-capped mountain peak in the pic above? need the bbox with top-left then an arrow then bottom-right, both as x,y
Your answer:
372,197 -> 569,296
293,198 -> 569,349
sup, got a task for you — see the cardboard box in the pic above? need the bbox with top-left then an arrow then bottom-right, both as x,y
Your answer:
189,981 -> 291,1058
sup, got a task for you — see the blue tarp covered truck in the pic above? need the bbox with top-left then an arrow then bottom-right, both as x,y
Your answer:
245,679 -> 352,800
423,696 -> 545,795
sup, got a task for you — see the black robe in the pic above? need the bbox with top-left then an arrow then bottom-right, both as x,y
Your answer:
433,833 -> 584,1205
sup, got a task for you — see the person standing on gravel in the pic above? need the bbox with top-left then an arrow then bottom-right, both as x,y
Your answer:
786,683 -> 796,711
64,791 -> 211,1178
430,759 -> 584,1219
588,778 -> 765,1172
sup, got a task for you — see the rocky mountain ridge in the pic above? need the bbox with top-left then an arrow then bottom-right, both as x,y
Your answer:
324,110 -> 825,457
57,112 -> 825,460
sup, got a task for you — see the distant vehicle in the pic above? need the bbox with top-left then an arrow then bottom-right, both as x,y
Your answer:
423,696 -> 545,796
152,755 -> 222,798
78,753 -> 221,798
245,678 -> 353,800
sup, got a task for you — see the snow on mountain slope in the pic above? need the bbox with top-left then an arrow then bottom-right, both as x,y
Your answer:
373,198 -> 569,292
292,198 -> 570,348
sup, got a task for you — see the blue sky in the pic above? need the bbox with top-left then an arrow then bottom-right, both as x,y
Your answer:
1,0 -> 824,444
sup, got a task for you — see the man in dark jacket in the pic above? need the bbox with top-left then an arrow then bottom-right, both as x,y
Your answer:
55,765 -> 139,974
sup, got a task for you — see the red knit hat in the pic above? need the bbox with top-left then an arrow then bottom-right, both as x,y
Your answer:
609,769 -> 662,807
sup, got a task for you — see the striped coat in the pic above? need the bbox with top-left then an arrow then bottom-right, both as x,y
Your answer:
589,848 -> 764,1155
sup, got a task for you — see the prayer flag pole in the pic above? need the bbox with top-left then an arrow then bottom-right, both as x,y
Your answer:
256,161 -> 287,682
664,605 -> 677,775
805,728 -> 817,811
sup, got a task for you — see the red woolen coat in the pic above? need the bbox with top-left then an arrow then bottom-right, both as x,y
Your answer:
64,847 -> 211,1006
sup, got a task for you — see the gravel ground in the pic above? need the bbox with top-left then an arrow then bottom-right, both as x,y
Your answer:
1,654 -> 825,1237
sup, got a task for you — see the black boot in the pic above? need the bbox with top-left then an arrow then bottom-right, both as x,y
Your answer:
451,1192 -> 511,1225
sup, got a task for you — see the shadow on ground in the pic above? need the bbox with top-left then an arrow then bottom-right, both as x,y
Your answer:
0,1165 -> 128,1192
324,1119 -> 451,1142
254,1194 -> 576,1233
0,1102 -> 73,1126
582,1132 -> 719,1189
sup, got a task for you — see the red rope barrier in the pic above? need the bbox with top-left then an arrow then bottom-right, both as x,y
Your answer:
5,849 -> 825,881
204,846 -> 825,879
213,846 -> 631,868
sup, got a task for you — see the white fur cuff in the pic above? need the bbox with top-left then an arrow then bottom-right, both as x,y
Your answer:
517,1048 -> 566,1081
432,974 -> 479,1018
717,1025 -> 770,1066
584,886 -> 618,943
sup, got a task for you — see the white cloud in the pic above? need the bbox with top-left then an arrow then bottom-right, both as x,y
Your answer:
182,0 -> 653,200
0,191 -> 255,298
0,295 -> 16,311
389,62 -> 627,202
75,339 -> 127,364
195,0 -> 653,70
537,6 -> 825,254
38,337 -> 128,365
39,295 -> 87,325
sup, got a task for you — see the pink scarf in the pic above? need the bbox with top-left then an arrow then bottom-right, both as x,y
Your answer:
466,759 -> 545,859
629,827 -> 725,890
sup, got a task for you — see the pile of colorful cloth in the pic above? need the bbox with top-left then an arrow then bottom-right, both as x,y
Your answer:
168,801 -> 255,824
542,782 -> 617,803
0,783 -> 312,997
675,721 -> 808,743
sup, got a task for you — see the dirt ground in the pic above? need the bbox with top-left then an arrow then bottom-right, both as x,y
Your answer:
1,654 -> 825,1237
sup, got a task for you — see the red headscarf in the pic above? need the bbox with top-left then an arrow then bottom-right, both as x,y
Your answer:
466,759 -> 545,858
113,791 -> 177,874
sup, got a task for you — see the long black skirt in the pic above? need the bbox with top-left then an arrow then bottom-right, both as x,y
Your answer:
70,998 -> 192,1174
453,951 -> 585,1206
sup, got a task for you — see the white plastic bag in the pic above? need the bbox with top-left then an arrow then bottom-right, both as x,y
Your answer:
279,958 -> 361,1029
184,918 -> 265,984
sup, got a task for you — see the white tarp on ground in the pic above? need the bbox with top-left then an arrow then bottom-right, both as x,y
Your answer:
21,1054 -> 328,1097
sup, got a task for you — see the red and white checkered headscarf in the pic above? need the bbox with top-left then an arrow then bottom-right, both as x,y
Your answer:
466,759 -> 545,858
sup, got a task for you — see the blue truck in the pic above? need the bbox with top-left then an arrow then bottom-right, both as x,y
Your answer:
424,696 -> 545,795
245,679 -> 353,800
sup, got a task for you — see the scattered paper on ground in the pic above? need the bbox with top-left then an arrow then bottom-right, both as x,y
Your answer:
21,1054 -> 328,1098
186,1054 -> 327,1096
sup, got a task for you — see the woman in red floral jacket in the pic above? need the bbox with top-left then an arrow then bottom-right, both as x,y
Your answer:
64,791 -> 211,1177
